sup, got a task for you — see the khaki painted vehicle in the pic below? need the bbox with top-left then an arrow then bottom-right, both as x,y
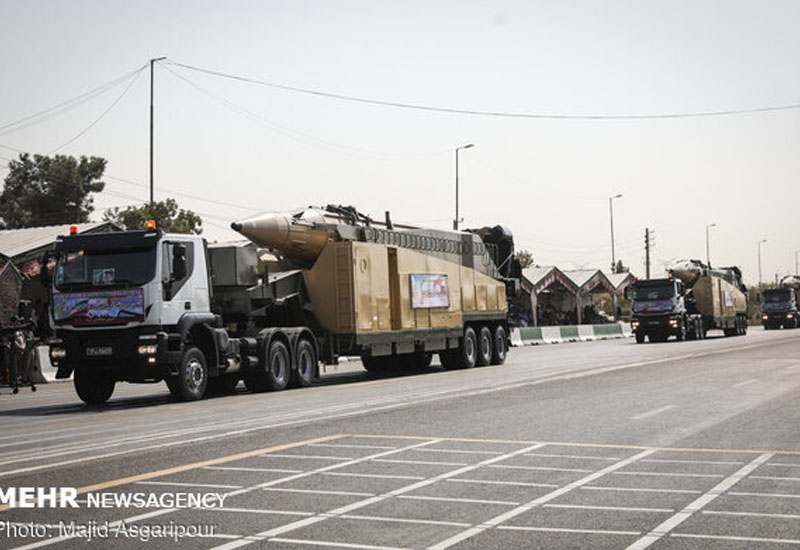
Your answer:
49,205 -> 520,404
630,260 -> 748,343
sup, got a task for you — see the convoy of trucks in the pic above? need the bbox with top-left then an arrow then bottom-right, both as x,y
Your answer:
47,206 -> 521,404
630,260 -> 749,343
761,276 -> 800,330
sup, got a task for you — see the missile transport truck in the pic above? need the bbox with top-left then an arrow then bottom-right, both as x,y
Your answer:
630,260 -> 748,343
761,276 -> 800,330
48,206 -> 520,404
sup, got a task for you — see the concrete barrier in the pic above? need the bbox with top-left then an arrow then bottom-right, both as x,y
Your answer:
510,323 -> 631,347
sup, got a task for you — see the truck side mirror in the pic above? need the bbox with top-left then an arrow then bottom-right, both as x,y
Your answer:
172,244 -> 187,281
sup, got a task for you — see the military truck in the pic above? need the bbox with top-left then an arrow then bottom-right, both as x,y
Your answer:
761,276 -> 800,329
48,206 -> 520,404
630,260 -> 748,343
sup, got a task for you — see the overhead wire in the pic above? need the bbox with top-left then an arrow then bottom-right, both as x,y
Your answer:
169,59 -> 800,121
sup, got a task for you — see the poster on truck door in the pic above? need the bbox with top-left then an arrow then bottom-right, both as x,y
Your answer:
410,274 -> 449,309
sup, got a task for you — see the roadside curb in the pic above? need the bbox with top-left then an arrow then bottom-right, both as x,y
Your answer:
511,323 -> 632,347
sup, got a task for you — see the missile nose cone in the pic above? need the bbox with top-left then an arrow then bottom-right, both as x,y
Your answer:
230,221 -> 242,232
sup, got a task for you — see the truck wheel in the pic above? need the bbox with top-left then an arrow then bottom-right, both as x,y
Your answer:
266,340 -> 291,391
292,338 -> 316,387
439,350 -> 458,370
476,326 -> 492,366
362,356 -> 390,373
206,374 -> 239,395
168,346 -> 207,401
74,367 -> 114,405
635,332 -> 645,344
491,326 -> 507,365
457,326 -> 478,369
676,321 -> 687,342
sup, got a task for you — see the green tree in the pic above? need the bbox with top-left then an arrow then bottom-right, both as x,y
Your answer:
514,249 -> 534,269
0,153 -> 106,229
614,259 -> 629,274
103,198 -> 203,234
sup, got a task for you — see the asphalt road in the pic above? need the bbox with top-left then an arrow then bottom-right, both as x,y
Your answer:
0,326 -> 799,549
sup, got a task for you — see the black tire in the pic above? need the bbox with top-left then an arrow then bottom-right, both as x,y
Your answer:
205,374 -> 239,395
168,346 -> 207,401
439,349 -> 459,370
362,355 -> 391,373
491,325 -> 507,365
635,332 -> 645,344
458,326 -> 478,369
292,338 -> 316,387
266,340 -> 291,390
676,320 -> 687,342
476,326 -> 492,366
74,367 -> 114,405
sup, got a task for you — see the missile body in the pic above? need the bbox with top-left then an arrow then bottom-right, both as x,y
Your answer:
231,209 -> 334,266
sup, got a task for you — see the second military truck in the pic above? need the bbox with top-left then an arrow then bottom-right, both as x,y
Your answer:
48,205 -> 521,404
630,260 -> 748,343
761,276 -> 800,329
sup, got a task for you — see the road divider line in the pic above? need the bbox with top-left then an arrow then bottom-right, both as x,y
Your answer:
614,471 -> 724,479
496,525 -> 640,536
631,405 -> 677,420
703,509 -> 800,520
135,480 -> 242,489
544,503 -> 673,513
398,495 -> 519,506
670,533 -> 800,545
581,486 -> 702,495
624,452 -> 774,550
269,538 -> 411,550
732,378 -> 759,388
427,449 -> 656,550
728,491 -> 800,499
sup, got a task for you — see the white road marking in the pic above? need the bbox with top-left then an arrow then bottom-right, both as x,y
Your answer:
704,510 -> 800,520
544,503 -> 674,513
447,478 -> 559,488
624,452 -> 774,550
202,507 -> 314,516
398,495 -> 519,506
671,533 -> 800,545
412,448 -> 502,456
732,378 -> 759,388
340,514 -> 471,528
203,466 -> 303,473
261,453 -> 354,461
750,475 -> 800,482
768,463 -> 800,468
269,538 -> 412,550
582,486 -> 702,495
135,480 -> 242,489
525,452 -> 621,461
207,443 -> 546,550
614,471 -> 724,478
631,405 -> 677,421
321,472 -> 425,480
488,464 -> 593,473
263,488 -> 375,497
310,443 -> 398,450
372,458 -> 467,466
496,525 -> 640,536
427,449 -> 655,550
729,491 -> 800,499
641,458 -> 744,466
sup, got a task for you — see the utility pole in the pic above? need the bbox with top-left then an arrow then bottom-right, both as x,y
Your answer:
644,228 -> 651,280
149,57 -> 166,206
453,144 -> 474,231
609,194 -> 623,273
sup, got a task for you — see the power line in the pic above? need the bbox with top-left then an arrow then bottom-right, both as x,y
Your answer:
169,59 -> 800,121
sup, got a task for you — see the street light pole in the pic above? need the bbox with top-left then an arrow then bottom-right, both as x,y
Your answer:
758,239 -> 767,287
609,194 -> 623,273
453,144 -> 474,231
149,56 -> 166,206
705,223 -> 717,267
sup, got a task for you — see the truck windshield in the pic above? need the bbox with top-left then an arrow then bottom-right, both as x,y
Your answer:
763,289 -> 790,303
632,285 -> 675,301
55,247 -> 157,290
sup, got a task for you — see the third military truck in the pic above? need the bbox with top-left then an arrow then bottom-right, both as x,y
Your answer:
48,205 -> 520,404
630,260 -> 748,343
761,276 -> 800,329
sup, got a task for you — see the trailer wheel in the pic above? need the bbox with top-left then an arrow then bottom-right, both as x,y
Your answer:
74,367 -> 114,405
168,346 -> 207,401
635,332 -> 645,344
476,326 -> 493,366
292,338 -> 316,387
439,350 -> 458,370
455,326 -> 478,369
491,326 -> 507,365
266,340 -> 291,390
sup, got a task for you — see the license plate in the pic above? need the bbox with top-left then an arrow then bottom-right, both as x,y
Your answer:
648,321 -> 660,325
86,346 -> 113,356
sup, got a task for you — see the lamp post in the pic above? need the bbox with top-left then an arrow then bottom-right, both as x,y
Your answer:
453,144 -> 474,231
758,239 -> 767,287
795,250 -> 800,275
609,194 -> 623,273
149,56 -> 166,206
705,223 -> 717,267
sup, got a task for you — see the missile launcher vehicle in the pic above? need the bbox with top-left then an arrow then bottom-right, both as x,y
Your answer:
630,259 -> 748,343
48,206 -> 521,404
761,275 -> 800,329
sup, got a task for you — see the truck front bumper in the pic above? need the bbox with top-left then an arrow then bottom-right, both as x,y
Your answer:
631,314 -> 681,335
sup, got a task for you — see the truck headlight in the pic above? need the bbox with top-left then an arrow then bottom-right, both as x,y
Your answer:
51,347 -> 67,359
138,344 -> 157,355
631,321 -> 639,329
762,314 -> 769,320
787,313 -> 794,319
669,318 -> 679,327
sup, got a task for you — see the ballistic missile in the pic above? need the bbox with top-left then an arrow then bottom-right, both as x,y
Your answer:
230,208 -> 334,264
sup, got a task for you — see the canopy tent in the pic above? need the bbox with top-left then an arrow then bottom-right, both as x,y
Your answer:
520,266 -> 579,326
561,269 -> 618,324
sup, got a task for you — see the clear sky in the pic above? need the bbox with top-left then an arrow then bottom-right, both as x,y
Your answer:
1,0 -> 798,284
